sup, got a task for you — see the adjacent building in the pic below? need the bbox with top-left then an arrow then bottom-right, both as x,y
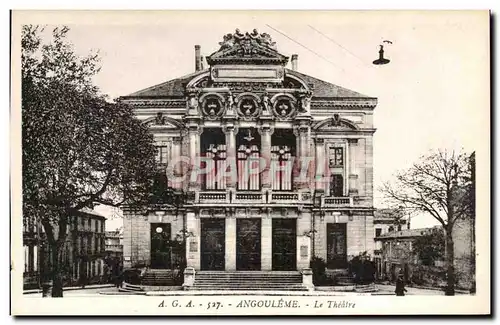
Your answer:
119,29 -> 377,275
373,208 -> 408,278
375,226 -> 445,283
105,228 -> 124,280
23,208 -> 107,289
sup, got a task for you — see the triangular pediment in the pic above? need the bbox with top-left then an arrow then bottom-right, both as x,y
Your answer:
206,29 -> 289,66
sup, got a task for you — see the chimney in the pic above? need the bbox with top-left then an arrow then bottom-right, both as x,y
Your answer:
291,54 -> 298,71
195,45 -> 201,72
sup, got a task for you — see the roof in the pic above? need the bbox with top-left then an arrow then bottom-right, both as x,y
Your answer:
122,69 -> 208,99
79,207 -> 106,219
285,69 -> 373,99
120,69 -> 373,100
376,226 -> 442,240
374,208 -> 398,220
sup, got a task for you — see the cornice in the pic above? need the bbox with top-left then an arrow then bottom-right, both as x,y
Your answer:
311,99 -> 377,110
121,99 -> 186,108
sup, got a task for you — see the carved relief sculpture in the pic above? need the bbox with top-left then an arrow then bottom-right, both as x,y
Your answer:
261,92 -> 271,115
225,91 -> 236,116
155,112 -> 166,125
332,113 -> 342,126
298,91 -> 312,115
186,88 -> 200,115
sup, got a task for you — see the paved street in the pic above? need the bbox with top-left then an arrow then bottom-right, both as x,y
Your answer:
24,286 -> 120,297
23,284 -> 470,297
375,284 -> 470,295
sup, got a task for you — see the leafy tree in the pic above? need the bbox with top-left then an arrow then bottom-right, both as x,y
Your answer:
22,25 -> 158,297
412,228 -> 445,266
381,149 -> 474,295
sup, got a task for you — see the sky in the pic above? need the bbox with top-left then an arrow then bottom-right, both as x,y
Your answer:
28,11 -> 489,230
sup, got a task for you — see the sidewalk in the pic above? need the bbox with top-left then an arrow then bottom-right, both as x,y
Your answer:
24,283 -> 114,294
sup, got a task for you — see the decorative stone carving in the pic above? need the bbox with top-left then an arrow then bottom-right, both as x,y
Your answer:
235,93 -> 261,119
261,92 -> 271,115
273,98 -> 294,118
155,112 -> 166,125
217,28 -> 277,52
186,88 -> 201,115
332,113 -> 342,126
199,93 -> 226,119
297,90 -> 313,114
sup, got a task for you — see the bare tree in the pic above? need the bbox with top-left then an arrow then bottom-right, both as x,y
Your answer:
381,149 -> 474,295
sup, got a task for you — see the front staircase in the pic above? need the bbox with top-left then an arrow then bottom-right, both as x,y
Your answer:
187,271 -> 308,291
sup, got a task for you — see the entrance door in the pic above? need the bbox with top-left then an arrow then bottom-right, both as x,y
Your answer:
236,219 -> 261,270
150,223 -> 172,269
326,223 -> 347,269
200,219 -> 225,271
272,218 -> 296,271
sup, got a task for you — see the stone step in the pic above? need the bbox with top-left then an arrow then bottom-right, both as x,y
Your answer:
195,276 -> 302,280
188,287 -> 309,291
195,279 -> 302,283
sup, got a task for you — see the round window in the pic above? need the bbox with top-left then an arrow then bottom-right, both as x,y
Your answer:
156,227 -> 163,233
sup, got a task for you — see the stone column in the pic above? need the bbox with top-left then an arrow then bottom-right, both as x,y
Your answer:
258,124 -> 274,190
223,124 -> 238,190
348,139 -> 358,195
225,215 -> 236,270
296,211 -> 312,270
186,122 -> 201,191
293,121 -> 312,191
261,213 -> 273,270
186,211 -> 200,270
315,138 -> 326,194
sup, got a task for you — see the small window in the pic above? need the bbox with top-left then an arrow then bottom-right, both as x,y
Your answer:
156,146 -> 169,164
375,228 -> 382,237
329,147 -> 344,167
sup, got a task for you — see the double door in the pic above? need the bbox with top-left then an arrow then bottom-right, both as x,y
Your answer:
272,218 -> 297,271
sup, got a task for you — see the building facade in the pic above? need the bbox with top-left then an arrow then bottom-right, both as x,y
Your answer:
104,228 -> 124,281
23,208 -> 107,289
373,208 -> 408,278
375,226 -> 445,284
120,30 -> 377,273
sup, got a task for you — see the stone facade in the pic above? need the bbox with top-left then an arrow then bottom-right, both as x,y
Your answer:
23,208 -> 107,289
120,29 -> 377,273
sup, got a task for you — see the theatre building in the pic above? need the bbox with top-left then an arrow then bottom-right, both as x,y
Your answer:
120,30 -> 377,283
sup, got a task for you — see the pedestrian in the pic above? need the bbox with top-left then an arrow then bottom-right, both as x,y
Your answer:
80,271 -> 88,289
395,271 -> 407,296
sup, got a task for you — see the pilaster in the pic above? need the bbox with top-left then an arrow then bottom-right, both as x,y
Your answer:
186,212 -> 200,270
261,213 -> 273,270
225,214 -> 236,270
293,117 -> 312,191
257,122 -> 274,190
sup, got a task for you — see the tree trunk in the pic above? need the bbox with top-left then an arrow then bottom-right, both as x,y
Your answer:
50,244 -> 64,297
445,232 -> 455,296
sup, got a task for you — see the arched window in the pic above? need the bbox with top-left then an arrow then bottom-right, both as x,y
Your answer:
200,128 -> 226,190
271,129 -> 295,191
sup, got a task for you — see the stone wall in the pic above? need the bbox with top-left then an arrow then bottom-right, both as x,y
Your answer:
123,210 -> 184,268
452,216 -> 475,290
313,212 -> 374,264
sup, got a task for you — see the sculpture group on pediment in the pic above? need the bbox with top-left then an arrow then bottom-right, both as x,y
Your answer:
217,29 -> 278,52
